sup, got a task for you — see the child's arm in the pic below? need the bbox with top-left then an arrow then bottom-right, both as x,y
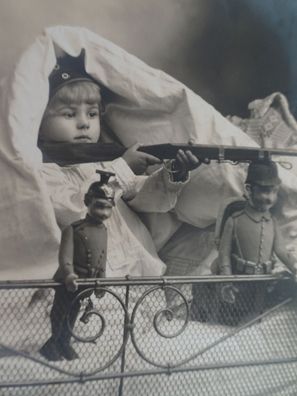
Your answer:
122,143 -> 161,175
40,151 -> 196,226
120,148 -> 201,212
94,154 -> 191,213
273,222 -> 297,279
122,143 -> 200,180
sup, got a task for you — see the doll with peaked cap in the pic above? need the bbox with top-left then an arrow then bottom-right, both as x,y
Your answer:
40,170 -> 115,361
191,160 -> 297,324
218,160 -> 297,277
215,159 -> 297,323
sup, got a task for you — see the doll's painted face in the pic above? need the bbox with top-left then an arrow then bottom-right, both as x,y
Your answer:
39,81 -> 101,144
247,184 -> 279,212
88,197 -> 114,222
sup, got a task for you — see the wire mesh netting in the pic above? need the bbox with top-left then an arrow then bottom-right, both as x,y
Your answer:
0,277 -> 296,396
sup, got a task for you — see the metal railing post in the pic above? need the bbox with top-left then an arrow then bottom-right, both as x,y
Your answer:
118,283 -> 130,396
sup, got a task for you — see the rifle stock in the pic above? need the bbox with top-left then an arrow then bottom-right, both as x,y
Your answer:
41,143 -> 126,165
40,142 -> 297,165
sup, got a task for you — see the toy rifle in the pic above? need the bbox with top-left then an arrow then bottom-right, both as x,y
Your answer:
40,142 -> 297,165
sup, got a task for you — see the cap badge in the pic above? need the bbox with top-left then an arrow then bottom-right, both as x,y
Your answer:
62,72 -> 70,80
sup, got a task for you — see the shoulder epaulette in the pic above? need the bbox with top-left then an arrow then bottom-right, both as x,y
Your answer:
71,219 -> 85,229
231,209 -> 245,219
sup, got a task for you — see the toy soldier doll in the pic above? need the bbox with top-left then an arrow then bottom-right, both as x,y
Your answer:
217,159 -> 297,324
39,170 -> 115,361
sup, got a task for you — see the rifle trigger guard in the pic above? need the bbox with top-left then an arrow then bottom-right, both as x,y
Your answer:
218,146 -> 225,162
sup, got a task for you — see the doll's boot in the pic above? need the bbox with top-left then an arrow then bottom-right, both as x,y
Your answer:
58,341 -> 79,361
58,325 -> 79,361
39,338 -> 63,361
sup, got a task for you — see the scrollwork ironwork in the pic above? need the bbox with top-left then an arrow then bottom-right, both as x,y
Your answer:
68,292 -> 106,343
129,285 -> 191,368
0,276 -> 295,389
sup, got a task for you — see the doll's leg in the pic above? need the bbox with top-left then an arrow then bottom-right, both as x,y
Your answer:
50,287 -> 73,340
55,289 -> 82,360
39,287 -> 80,361
39,287 -> 72,361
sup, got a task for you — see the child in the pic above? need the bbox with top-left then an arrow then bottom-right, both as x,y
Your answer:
217,160 -> 297,323
40,171 -> 115,361
39,52 -> 201,278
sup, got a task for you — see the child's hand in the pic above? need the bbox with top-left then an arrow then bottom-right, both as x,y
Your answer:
171,149 -> 202,181
122,143 -> 161,175
65,273 -> 79,292
176,149 -> 201,170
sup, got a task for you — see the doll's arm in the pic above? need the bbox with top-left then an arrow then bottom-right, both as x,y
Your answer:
218,217 -> 239,303
274,223 -> 297,279
218,217 -> 234,276
58,226 -> 79,292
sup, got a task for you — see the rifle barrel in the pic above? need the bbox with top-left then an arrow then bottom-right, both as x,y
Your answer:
139,144 -> 297,162
40,142 -> 297,165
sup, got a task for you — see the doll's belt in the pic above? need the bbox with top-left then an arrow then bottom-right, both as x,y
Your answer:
75,264 -> 105,278
232,254 -> 273,275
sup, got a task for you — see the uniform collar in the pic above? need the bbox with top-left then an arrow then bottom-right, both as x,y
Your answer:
85,214 -> 104,226
244,204 -> 272,222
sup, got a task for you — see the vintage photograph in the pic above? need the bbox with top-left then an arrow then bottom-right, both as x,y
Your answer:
0,1 -> 297,395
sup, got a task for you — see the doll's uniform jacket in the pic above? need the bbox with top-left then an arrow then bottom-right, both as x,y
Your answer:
54,214 -> 107,282
219,204 -> 276,275
41,158 -> 187,277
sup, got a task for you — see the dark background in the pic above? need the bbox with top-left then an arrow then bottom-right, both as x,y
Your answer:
159,0 -> 297,118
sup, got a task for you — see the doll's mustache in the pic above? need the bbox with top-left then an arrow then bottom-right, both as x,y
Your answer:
254,198 -> 273,205
93,201 -> 113,208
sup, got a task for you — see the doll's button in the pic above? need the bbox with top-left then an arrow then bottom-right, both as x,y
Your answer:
62,72 -> 70,79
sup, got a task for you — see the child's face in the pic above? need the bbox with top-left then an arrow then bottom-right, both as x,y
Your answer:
39,100 -> 100,144
247,184 -> 279,212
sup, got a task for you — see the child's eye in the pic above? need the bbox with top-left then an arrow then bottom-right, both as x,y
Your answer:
88,110 -> 99,118
62,111 -> 75,119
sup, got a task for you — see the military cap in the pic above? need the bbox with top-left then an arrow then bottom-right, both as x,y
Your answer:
245,160 -> 281,186
49,49 -> 100,99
